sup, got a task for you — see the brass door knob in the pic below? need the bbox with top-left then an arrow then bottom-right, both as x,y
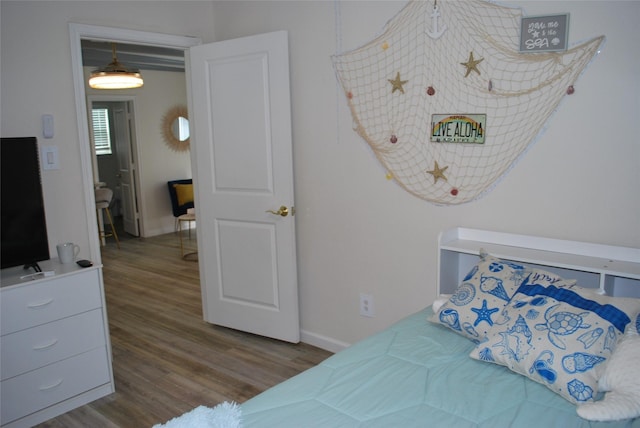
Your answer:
266,206 -> 289,217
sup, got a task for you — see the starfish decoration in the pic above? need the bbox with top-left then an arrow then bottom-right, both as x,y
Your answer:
426,161 -> 448,183
471,299 -> 499,326
460,51 -> 483,77
388,72 -> 408,94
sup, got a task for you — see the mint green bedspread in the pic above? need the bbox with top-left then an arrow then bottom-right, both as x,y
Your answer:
241,308 -> 639,427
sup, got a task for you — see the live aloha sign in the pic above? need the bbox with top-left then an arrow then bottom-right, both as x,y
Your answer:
430,114 -> 486,144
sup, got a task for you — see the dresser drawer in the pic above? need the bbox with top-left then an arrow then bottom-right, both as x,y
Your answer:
0,269 -> 102,335
0,347 -> 111,425
1,309 -> 106,381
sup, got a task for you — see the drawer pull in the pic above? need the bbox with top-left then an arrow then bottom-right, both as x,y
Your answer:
39,379 -> 64,391
27,298 -> 54,309
33,338 -> 59,350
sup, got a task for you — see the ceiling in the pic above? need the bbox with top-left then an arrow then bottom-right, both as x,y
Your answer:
81,40 -> 185,72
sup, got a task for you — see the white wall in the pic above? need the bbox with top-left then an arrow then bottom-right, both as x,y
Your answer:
210,1 -> 640,349
85,68 -> 192,237
1,1 -> 638,350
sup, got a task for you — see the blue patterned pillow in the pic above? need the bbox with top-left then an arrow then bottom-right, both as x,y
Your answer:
430,252 -> 569,343
470,283 -> 640,405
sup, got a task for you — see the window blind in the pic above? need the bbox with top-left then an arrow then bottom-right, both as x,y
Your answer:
92,108 -> 112,155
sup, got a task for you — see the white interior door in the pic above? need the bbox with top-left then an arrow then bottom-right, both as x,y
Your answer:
188,31 -> 299,343
113,102 -> 139,236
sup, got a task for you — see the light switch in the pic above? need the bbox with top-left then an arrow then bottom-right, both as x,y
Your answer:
41,146 -> 60,170
42,114 -> 54,138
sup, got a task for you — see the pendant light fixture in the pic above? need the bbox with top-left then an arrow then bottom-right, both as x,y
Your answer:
88,43 -> 144,89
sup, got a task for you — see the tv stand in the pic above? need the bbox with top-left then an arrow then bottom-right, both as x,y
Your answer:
0,259 -> 114,427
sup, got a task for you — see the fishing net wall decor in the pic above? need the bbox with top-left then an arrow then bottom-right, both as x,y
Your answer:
332,0 -> 604,205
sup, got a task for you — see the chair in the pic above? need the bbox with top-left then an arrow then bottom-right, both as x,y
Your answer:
95,187 -> 120,248
167,179 -> 197,259
167,179 -> 195,230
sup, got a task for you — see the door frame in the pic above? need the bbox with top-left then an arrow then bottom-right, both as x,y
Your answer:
69,23 -> 201,264
88,96 -> 141,237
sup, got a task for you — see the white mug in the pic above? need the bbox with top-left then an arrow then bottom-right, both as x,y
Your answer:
57,242 -> 80,264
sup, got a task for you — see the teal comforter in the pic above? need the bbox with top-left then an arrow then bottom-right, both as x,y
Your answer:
241,308 -> 639,427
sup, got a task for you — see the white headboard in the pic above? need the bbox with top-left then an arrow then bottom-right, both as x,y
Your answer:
437,228 -> 640,298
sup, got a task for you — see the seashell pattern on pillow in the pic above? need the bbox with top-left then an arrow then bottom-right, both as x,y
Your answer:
577,325 -> 640,421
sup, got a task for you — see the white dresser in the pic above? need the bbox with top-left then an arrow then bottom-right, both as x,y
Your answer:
0,260 -> 114,427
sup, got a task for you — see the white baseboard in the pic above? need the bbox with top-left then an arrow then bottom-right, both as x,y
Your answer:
144,224 -> 177,238
300,329 -> 350,354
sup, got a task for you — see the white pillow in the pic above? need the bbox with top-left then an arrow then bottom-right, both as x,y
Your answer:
432,294 -> 451,313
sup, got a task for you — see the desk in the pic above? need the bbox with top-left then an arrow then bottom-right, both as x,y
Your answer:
177,213 -> 197,260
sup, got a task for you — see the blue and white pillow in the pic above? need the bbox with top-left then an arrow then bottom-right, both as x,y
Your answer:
470,283 -> 640,405
430,251 -> 570,343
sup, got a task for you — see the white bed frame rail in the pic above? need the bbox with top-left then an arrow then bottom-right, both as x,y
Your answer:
438,228 -> 640,298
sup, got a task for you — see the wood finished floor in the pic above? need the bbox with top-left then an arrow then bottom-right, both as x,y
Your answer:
36,230 -> 332,427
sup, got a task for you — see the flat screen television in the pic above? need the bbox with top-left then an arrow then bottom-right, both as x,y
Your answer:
1,137 -> 50,270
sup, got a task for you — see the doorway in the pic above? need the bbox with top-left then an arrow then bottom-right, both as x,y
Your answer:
89,98 -> 140,239
72,24 -> 300,342
70,23 -> 201,264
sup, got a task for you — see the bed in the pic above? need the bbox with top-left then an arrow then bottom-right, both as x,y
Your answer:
157,228 -> 640,427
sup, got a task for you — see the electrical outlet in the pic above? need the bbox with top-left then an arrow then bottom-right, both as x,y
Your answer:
359,293 -> 374,317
